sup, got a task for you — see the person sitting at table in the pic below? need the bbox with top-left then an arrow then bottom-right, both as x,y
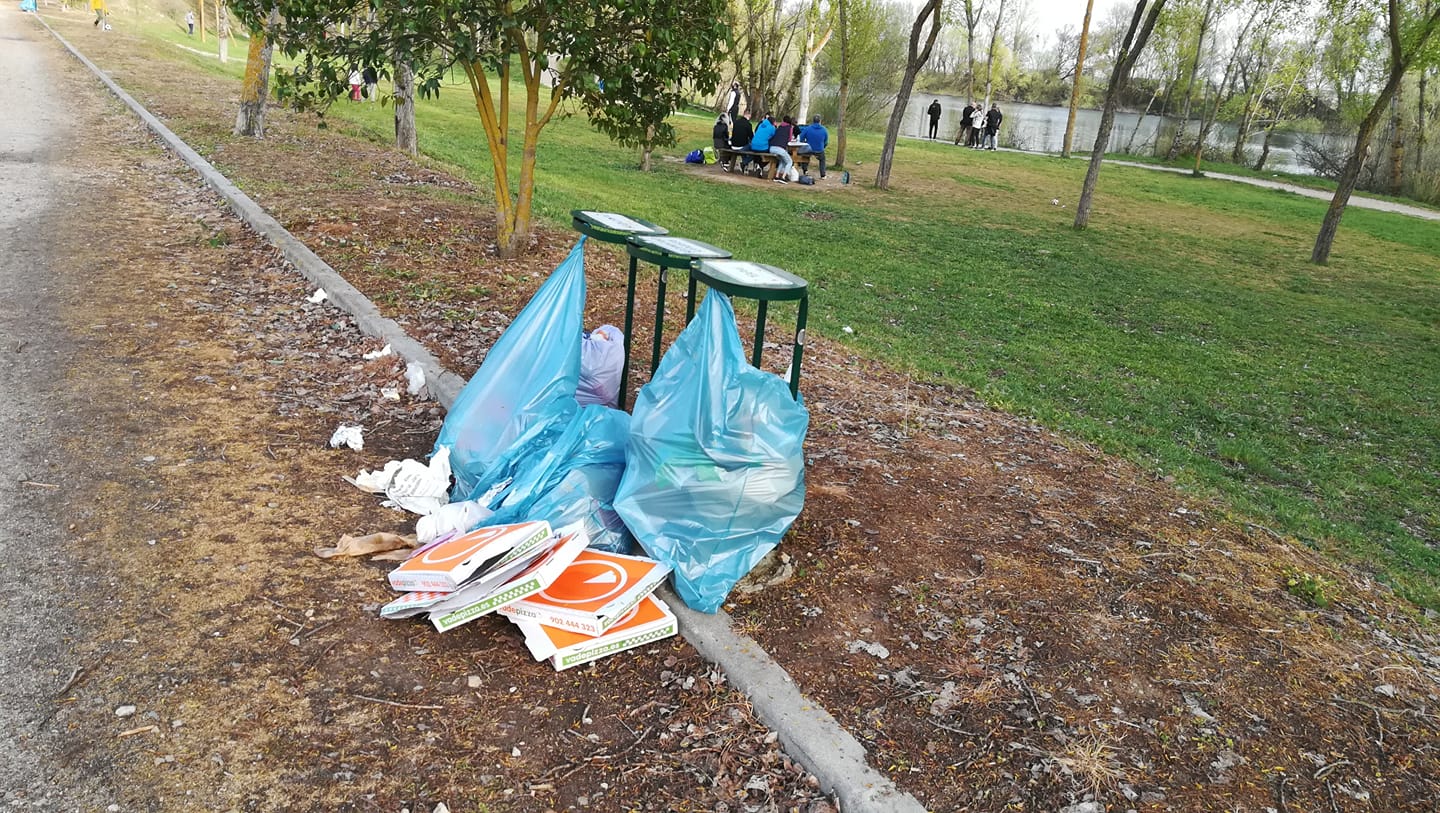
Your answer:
728,110 -> 755,173
712,114 -> 730,155
750,114 -> 793,184
775,115 -> 797,149
798,115 -> 829,179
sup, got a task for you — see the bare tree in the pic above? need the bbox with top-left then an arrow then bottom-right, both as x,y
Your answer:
1313,0 -> 1440,264
1074,0 -> 1170,228
1166,0 -> 1219,160
1191,1 -> 1264,174
1062,0 -> 1097,157
983,0 -> 1009,107
875,0 -> 943,190
393,60 -> 417,156
798,0 -> 834,123
962,0 -> 987,100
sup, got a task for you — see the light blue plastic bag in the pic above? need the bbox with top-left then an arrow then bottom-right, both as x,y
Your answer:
614,291 -> 809,613
433,238 -> 587,500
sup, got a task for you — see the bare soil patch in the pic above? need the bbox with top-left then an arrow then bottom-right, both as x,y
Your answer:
43,14 -> 1440,812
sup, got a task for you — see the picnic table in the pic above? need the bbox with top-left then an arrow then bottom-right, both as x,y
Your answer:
717,141 -> 813,181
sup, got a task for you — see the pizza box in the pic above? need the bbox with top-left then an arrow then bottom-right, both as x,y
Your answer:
381,541 -> 548,620
428,529 -> 590,633
379,590 -> 450,619
512,594 -> 677,671
387,520 -> 551,593
497,549 -> 670,637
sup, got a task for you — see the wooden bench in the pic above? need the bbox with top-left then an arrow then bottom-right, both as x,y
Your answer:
717,146 -> 811,181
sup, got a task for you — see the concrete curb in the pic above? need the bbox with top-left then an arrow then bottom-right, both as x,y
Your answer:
39,17 -> 927,813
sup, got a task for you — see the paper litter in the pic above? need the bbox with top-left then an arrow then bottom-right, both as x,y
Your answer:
306,288 -> 328,304
405,361 -> 427,396
346,446 -> 452,515
362,344 -> 393,360
314,532 -> 417,559
329,424 -> 364,451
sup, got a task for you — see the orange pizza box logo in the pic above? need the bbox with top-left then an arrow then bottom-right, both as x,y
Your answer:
387,520 -> 551,593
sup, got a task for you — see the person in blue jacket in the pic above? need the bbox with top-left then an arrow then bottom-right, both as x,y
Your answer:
749,114 -> 793,184
798,115 -> 829,179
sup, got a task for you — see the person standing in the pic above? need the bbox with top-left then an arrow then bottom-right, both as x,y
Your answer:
799,114 -> 829,179
968,105 -> 985,148
90,0 -> 107,28
722,80 -> 741,125
348,68 -> 363,102
926,99 -> 942,140
185,9 -> 195,35
957,101 -> 975,145
729,109 -> 754,174
750,114 -> 793,184
983,103 -> 1003,150
362,66 -> 379,102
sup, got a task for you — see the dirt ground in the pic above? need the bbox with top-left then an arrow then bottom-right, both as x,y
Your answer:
24,10 -> 1440,813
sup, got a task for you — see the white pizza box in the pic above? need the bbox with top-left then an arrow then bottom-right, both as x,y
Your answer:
512,594 -> 677,671
496,549 -> 670,637
387,520 -> 551,593
428,529 -> 589,633
380,543 -> 549,620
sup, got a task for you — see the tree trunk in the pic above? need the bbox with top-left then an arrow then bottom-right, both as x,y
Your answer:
1167,0 -> 1216,160
1061,0 -> 1095,158
1123,86 -> 1161,153
1312,0 -> 1440,264
1193,5 -> 1259,176
982,0 -> 1007,108
1416,66 -> 1428,180
875,0 -> 943,190
1389,91 -> 1404,195
1075,1 -> 1169,228
836,0 -> 849,169
1254,124 -> 1275,171
198,0 -> 205,43
798,11 -> 832,124
216,3 -> 229,65
964,0 -> 982,101
233,8 -> 276,138
394,60 -> 417,156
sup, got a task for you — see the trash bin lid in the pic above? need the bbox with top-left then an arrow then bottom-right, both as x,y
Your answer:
691,259 -> 807,301
571,210 -> 667,243
626,235 -> 732,266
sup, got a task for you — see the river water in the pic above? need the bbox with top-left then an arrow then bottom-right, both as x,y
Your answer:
900,90 -> 1333,175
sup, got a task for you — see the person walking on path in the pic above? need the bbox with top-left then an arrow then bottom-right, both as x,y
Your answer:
90,0 -> 107,28
983,103 -> 1003,151
956,101 -> 974,145
799,115 -> 828,179
185,10 -> 195,35
926,99 -> 941,140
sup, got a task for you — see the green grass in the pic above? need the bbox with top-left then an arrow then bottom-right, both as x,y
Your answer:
120,26 -> 1440,610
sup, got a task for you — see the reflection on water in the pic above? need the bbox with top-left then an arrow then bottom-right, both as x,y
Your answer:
901,91 -> 1341,175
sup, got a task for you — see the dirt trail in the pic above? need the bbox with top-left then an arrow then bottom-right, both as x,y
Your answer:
15,8 -> 1440,812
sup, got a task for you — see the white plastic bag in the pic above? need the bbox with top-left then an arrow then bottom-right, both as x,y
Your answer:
577,325 -> 625,408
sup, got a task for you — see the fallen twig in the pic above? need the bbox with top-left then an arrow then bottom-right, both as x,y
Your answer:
118,724 -> 159,739
56,667 -> 84,697
21,480 -> 60,489
350,693 -> 442,711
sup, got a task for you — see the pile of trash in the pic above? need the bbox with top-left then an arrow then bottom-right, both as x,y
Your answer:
326,237 -> 809,668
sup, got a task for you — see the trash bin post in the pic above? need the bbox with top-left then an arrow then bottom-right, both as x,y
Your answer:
623,234 -> 733,382
568,210 -> 668,411
688,259 -> 809,399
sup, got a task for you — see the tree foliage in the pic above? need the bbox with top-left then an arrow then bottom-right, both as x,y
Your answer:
264,0 -> 727,258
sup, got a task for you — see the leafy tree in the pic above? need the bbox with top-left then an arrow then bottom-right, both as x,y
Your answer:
1312,0 -> 1440,264
270,0 -> 727,259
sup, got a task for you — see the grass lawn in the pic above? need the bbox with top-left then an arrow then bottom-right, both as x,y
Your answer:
120,19 -> 1440,610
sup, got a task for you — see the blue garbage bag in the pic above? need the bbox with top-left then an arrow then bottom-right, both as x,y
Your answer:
614,291 -> 809,613
434,238 -> 587,500
485,405 -> 629,516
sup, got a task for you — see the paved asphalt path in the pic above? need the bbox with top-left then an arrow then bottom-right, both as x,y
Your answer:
1,8 -> 107,809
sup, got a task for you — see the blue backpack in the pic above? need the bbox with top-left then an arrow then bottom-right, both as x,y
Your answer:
684,149 -> 704,164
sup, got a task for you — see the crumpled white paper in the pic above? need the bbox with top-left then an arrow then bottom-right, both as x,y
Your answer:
405,361 -> 427,396
329,424 -> 364,451
346,446 -> 452,515
415,499 -> 494,544
362,344 -> 393,360
306,288 -> 328,304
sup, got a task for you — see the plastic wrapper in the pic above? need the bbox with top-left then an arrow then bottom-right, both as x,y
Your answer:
614,291 -> 809,612
577,325 -> 625,408
433,239 -> 586,500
